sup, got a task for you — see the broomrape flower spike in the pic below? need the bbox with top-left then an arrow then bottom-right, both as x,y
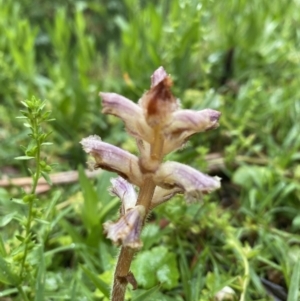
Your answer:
80,67 -> 221,301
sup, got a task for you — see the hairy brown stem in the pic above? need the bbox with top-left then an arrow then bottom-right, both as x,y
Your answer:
111,128 -> 164,301
111,247 -> 135,301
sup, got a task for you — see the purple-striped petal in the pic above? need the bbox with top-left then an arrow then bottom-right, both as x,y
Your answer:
80,135 -> 142,186
109,177 -> 137,214
154,161 -> 221,202
163,109 -> 221,154
104,205 -> 145,249
100,92 -> 153,142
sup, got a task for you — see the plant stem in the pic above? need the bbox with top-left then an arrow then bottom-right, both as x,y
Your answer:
240,250 -> 249,301
19,119 -> 41,282
18,286 -> 30,301
111,247 -> 135,301
111,177 -> 156,301
111,127 -> 164,301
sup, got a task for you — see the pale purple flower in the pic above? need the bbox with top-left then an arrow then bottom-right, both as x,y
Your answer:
154,161 -> 221,202
163,109 -> 221,154
103,205 -> 145,249
101,93 -> 153,143
80,135 -> 142,186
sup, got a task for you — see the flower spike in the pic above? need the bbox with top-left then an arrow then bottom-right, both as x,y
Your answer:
81,67 -> 222,301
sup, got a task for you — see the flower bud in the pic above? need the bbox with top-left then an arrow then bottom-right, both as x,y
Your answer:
139,66 -> 179,128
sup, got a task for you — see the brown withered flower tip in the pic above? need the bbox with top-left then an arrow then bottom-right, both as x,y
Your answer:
140,67 -> 178,127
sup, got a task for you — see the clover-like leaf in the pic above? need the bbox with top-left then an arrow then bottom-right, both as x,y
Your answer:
131,246 -> 179,290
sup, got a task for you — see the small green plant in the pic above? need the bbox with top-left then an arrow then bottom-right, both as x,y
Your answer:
0,96 -> 54,300
81,67 -> 221,301
16,96 -> 54,289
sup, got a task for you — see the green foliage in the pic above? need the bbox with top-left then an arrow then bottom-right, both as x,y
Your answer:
131,246 -> 179,290
287,259 -> 300,301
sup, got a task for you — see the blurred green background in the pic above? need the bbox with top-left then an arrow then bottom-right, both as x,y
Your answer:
1,0 -> 300,300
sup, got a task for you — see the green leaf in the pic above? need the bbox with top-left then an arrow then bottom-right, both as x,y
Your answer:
59,219 -> 83,244
81,265 -> 110,298
177,237 -> 191,300
35,246 -> 45,301
14,156 -> 35,160
131,246 -> 179,290
0,235 -> 7,256
292,215 -> 300,229
0,257 -> 19,285
233,165 -> 273,189
20,101 -> 29,108
132,284 -> 161,301
34,218 -> 50,225
41,171 -> 52,186
287,258 -> 300,301
41,142 -> 53,146
98,197 -> 119,224
15,235 -> 25,242
141,224 -> 163,250
11,198 -> 24,205
45,190 -> 61,219
0,212 -> 17,227
0,288 -> 18,297
78,165 -> 99,230
23,122 -> 31,128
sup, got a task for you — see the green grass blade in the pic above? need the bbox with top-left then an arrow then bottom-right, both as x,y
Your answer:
81,265 -> 110,298
177,237 -> 191,300
78,165 -> 99,230
132,284 -> 161,301
35,245 -> 45,301
0,235 -> 7,256
287,258 -> 300,301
